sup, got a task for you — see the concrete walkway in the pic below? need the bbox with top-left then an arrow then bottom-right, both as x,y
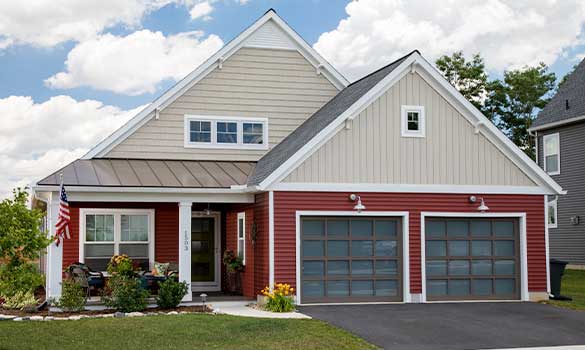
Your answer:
210,301 -> 311,319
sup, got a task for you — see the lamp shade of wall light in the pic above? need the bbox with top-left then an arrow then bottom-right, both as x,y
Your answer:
477,198 -> 490,212
349,194 -> 366,212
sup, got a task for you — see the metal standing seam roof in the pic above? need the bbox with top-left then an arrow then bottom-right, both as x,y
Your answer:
247,50 -> 418,185
37,159 -> 256,188
532,58 -> 585,129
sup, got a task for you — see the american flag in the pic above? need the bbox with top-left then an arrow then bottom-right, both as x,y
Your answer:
54,182 -> 71,246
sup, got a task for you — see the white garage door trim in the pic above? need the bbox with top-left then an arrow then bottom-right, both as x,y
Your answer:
295,211 -> 410,305
420,212 -> 529,303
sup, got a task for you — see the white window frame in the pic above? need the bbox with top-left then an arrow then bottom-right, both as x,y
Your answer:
543,133 -> 560,175
548,196 -> 558,229
184,115 -> 269,150
237,212 -> 246,265
401,105 -> 426,138
79,208 -> 155,272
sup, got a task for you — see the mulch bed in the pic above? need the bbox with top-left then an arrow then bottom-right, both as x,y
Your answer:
0,305 -> 210,317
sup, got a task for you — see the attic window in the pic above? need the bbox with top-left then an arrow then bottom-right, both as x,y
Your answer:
401,105 -> 425,138
184,115 -> 268,150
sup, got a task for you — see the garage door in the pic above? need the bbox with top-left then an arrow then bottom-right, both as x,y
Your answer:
425,218 -> 520,301
300,217 -> 402,303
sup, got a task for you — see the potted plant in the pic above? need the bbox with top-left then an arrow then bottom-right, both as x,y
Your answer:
222,250 -> 244,294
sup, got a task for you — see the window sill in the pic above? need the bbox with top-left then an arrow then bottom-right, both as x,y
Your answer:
183,142 -> 269,150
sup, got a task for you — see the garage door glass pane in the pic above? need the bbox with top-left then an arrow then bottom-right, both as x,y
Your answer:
449,280 -> 470,296
426,241 -> 446,256
376,280 -> 398,296
376,260 -> 398,275
303,261 -> 324,276
351,240 -> 373,256
328,261 -> 349,275
327,281 -> 349,297
471,221 -> 491,237
471,241 -> 492,256
426,261 -> 447,276
472,279 -> 492,295
495,279 -> 515,294
472,260 -> 492,275
327,241 -> 348,256
303,281 -> 324,297
426,221 -> 445,238
351,220 -> 373,237
375,240 -> 397,256
303,241 -> 324,257
303,220 -> 325,236
352,260 -> 373,275
328,220 -> 349,236
447,221 -> 468,237
427,280 -> 447,296
352,280 -> 374,296
494,222 -> 514,237
494,260 -> 515,275
376,220 -> 397,237
449,260 -> 469,275
494,241 -> 514,256
448,241 -> 469,256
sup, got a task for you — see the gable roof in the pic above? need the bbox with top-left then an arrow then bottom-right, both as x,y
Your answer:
82,9 -> 349,160
250,51 -> 564,195
530,58 -> 585,131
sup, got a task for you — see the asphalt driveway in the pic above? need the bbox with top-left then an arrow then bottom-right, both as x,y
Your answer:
300,302 -> 585,350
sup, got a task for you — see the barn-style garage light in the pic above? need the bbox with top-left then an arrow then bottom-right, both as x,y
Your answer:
349,194 -> 366,212
469,195 -> 490,212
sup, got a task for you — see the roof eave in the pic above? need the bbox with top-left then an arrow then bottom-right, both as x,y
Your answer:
529,114 -> 585,132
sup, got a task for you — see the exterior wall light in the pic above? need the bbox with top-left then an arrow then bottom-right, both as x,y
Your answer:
469,196 -> 489,212
349,194 -> 366,212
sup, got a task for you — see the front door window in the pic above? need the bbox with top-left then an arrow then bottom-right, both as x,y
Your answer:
191,217 -> 215,282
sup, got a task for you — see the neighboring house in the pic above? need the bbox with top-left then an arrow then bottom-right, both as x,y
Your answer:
33,9 -> 563,304
530,58 -> 585,267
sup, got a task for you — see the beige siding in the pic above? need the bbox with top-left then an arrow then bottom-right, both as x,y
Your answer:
284,72 -> 536,187
105,47 -> 339,160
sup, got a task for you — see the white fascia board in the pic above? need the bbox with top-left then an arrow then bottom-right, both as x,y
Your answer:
528,114 -> 585,132
83,10 -> 348,159
33,185 -> 249,194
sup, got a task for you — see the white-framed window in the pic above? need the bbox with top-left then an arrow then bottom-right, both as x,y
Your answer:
237,212 -> 246,265
401,105 -> 426,138
184,115 -> 268,150
543,133 -> 560,175
548,196 -> 558,229
79,209 -> 155,272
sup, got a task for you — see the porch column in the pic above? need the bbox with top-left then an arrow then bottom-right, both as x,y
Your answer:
178,202 -> 192,302
46,192 -> 62,299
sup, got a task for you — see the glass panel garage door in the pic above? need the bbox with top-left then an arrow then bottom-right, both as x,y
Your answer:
425,218 -> 520,301
300,217 -> 402,303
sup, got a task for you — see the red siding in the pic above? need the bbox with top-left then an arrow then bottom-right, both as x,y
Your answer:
273,192 -> 547,294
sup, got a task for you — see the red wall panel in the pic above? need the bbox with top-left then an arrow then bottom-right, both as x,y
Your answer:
273,192 -> 547,294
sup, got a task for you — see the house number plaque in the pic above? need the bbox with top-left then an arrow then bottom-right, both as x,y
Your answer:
183,230 -> 189,251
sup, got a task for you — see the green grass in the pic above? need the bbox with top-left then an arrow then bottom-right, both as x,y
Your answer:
0,314 -> 377,350
546,269 -> 585,311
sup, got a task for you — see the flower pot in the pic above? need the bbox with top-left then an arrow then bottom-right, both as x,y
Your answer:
226,271 -> 242,294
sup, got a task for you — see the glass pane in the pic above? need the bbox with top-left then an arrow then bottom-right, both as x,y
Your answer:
302,281 -> 324,297
243,134 -> 263,144
121,215 -> 148,241
545,134 -> 559,153
328,260 -> 349,275
85,244 -> 114,257
471,241 -> 492,256
327,281 -> 349,297
376,260 -> 398,275
426,241 -> 446,257
217,132 -> 237,143
192,240 -> 209,254
494,260 -> 515,275
351,241 -> 373,256
327,241 -> 349,257
448,279 -> 470,296
426,221 -> 445,238
95,215 -> 104,241
238,218 -> 244,239
471,221 -> 491,237
375,240 -> 397,257
303,220 -> 325,236
303,261 -> 324,276
327,220 -> 348,236
200,121 -> 211,132
494,241 -> 515,256
352,260 -> 373,275
191,131 -> 211,143
426,261 -> 447,276
217,122 -> 237,144
472,279 -> 492,296
351,220 -> 373,236
376,280 -> 398,296
302,241 -> 324,257
352,280 -> 374,296
472,260 -> 492,275
427,280 -> 447,296
86,215 -> 95,241
449,260 -> 469,275
237,240 -> 244,258
494,222 -> 514,237
545,155 -> 558,173
104,215 -> 114,241
448,241 -> 469,256
495,279 -> 515,295
376,220 -> 397,237
119,244 -> 148,258
447,221 -> 468,237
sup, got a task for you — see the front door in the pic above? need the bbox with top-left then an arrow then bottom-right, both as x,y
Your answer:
191,216 -> 219,290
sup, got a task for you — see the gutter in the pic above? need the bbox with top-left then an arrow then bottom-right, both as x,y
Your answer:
529,114 -> 585,132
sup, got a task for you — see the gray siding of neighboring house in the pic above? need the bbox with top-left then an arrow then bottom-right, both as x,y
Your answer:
537,121 -> 585,264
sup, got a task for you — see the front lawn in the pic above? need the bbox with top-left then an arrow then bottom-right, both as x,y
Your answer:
0,314 -> 377,350
546,269 -> 585,311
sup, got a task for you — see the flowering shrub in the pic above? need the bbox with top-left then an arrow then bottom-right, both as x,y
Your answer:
107,255 -> 135,277
261,283 -> 295,312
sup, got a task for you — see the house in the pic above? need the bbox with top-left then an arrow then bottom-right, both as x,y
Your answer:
33,9 -> 563,304
530,58 -> 585,267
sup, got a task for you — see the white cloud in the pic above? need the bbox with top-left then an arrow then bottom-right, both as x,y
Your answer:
0,95 -> 144,198
314,0 -> 585,81
45,30 -> 223,95
189,1 -> 214,20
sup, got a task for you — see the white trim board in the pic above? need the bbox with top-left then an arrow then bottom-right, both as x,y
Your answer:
294,210 -> 410,305
419,212 -> 529,303
83,10 -> 348,160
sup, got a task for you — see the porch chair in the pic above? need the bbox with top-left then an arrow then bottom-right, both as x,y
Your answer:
68,263 -> 105,297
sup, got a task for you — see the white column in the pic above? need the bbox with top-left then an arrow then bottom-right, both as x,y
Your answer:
178,202 -> 192,302
45,192 -> 63,299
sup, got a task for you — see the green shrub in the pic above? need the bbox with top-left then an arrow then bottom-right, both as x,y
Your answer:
102,274 -> 148,313
0,263 -> 43,298
156,279 -> 188,309
2,290 -> 37,310
54,279 -> 86,312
